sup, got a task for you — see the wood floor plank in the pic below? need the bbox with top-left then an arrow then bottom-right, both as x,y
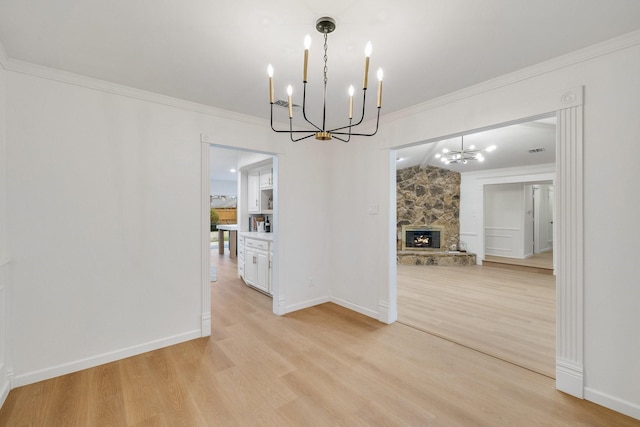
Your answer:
0,253 -> 638,426
397,263 -> 556,377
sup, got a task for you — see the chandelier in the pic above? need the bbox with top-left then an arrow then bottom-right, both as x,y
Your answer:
435,136 -> 496,165
267,17 -> 383,142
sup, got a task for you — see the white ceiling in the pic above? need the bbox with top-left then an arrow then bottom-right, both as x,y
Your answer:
396,117 -> 556,174
1,1 -> 639,176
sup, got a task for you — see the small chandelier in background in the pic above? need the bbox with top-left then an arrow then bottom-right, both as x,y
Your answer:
435,136 -> 496,165
267,17 -> 383,142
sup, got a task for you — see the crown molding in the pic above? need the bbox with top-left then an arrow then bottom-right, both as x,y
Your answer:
3,57 -> 268,128
384,29 -> 640,123
460,163 -> 556,179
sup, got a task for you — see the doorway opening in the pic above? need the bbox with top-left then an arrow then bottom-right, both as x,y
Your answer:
394,115 -> 557,377
202,144 -> 280,337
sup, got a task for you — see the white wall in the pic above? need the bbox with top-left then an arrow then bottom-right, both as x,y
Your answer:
484,183 -> 526,258
459,164 -> 555,262
276,142 -> 332,313
329,35 -> 640,417
328,141 -> 391,319
533,184 -> 554,254
3,64 -> 331,387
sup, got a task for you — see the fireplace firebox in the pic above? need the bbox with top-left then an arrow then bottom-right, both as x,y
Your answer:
401,225 -> 444,251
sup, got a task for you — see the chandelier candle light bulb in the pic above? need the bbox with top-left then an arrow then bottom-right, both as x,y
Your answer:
303,35 -> 311,82
287,85 -> 293,118
267,64 -> 274,104
377,68 -> 383,107
363,42 -> 372,89
348,85 -> 355,119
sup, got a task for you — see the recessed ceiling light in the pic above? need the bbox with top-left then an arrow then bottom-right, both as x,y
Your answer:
396,157 -> 405,162
230,168 -> 236,173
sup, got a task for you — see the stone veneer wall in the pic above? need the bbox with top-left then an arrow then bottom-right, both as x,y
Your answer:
397,165 -> 461,251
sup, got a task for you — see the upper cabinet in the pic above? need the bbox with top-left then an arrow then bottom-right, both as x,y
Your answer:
259,169 -> 273,189
247,172 -> 260,213
244,163 -> 273,216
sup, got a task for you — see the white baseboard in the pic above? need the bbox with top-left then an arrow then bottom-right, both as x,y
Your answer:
331,297 -> 379,320
284,295 -> 381,322
201,313 -> 211,337
585,387 -> 640,421
556,360 -> 584,398
0,377 -> 10,409
11,329 -> 201,388
377,301 -> 394,324
284,296 -> 330,314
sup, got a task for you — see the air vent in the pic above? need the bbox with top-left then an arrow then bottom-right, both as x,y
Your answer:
274,99 -> 301,108
528,148 -> 545,153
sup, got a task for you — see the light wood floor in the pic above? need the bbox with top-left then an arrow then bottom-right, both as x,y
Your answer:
1,256 -> 638,426
397,264 -> 556,378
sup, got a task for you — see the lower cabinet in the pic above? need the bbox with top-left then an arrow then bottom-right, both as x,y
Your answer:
237,235 -> 245,278
241,237 -> 271,295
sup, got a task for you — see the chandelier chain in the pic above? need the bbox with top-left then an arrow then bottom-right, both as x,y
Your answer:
323,32 -> 328,84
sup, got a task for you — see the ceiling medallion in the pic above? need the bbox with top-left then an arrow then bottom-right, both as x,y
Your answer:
267,17 -> 383,142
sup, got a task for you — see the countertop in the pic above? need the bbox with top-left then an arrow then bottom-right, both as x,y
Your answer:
239,231 -> 273,241
216,224 -> 238,231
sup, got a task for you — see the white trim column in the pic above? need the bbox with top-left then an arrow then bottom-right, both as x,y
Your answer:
555,88 -> 584,397
201,141 -> 211,337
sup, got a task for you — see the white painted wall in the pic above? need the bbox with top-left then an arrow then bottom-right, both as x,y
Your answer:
533,184 -> 554,254
459,164 -> 556,262
3,65 -> 331,387
330,36 -> 640,417
276,142 -> 332,313
328,141 -> 390,319
484,183 -> 526,258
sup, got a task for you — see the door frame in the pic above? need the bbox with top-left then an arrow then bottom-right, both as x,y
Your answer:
387,87 -> 585,398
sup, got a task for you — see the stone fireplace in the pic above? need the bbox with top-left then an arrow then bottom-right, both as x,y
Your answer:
401,225 -> 444,251
396,165 -> 475,266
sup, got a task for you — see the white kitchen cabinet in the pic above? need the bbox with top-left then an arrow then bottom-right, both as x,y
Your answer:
247,172 -> 260,213
237,235 -> 245,278
260,169 -> 273,188
242,236 -> 271,295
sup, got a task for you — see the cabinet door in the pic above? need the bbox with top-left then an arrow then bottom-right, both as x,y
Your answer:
260,169 -> 273,188
244,247 -> 257,285
247,172 -> 260,213
256,251 -> 269,293
268,250 -> 273,294
238,236 -> 245,278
